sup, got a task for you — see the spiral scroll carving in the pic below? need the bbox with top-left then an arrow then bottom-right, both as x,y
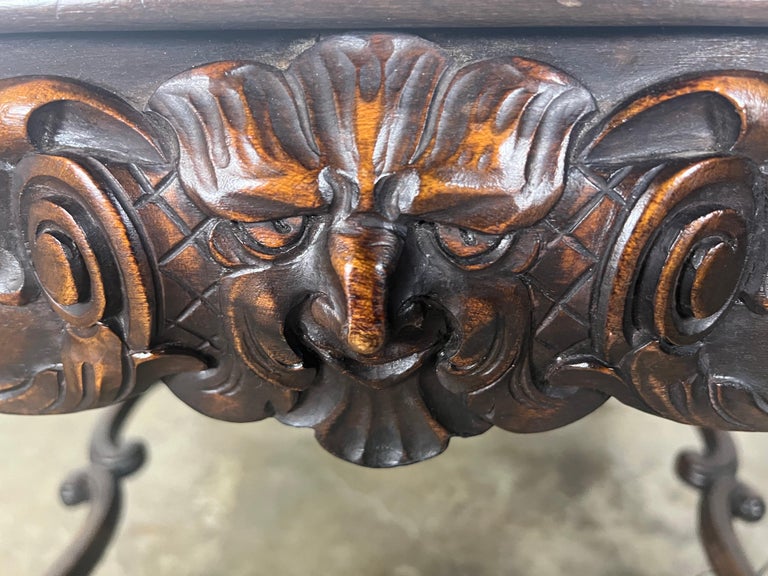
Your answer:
1,34 -> 768,466
597,157 -> 755,357
550,74 -> 768,431
17,155 -> 153,338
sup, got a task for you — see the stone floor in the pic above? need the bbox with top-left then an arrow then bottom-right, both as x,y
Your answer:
1,387 -> 767,576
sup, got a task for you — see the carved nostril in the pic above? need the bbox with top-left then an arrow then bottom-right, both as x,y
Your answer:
329,224 -> 402,357
397,300 -> 426,332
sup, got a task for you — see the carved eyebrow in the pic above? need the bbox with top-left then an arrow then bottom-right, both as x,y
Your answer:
220,182 -> 328,222
149,61 -> 326,221
404,59 -> 595,235
373,170 -> 535,235
404,190 -> 527,235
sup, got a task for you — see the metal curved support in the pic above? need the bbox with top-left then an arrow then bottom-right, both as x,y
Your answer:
676,428 -> 767,576
47,395 -> 148,576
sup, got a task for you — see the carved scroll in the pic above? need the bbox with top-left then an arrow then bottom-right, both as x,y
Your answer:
549,73 -> 768,431
2,34 -> 768,467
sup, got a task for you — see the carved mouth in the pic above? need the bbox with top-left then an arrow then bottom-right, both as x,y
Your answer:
296,296 -> 452,389
234,304 -> 440,390
307,344 -> 439,389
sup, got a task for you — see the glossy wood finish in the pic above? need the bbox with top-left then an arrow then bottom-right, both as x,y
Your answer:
1,33 -> 768,471
2,0 -> 768,31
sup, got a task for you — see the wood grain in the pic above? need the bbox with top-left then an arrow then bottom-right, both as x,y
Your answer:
2,0 -> 768,32
2,32 -> 768,469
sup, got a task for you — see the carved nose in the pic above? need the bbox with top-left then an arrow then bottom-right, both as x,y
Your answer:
329,223 -> 402,356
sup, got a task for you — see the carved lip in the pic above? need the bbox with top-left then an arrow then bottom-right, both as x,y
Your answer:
307,343 -> 440,390
236,300 -> 442,390
295,295 -> 451,389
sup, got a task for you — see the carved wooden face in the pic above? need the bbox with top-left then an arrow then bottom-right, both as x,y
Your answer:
147,34 -> 594,465
3,33 -> 768,469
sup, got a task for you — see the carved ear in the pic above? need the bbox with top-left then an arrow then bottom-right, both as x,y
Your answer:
406,57 -> 596,234
585,72 -> 768,166
0,76 -> 170,164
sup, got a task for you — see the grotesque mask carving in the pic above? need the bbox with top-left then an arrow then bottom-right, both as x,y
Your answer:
2,34 -> 768,467
143,34 -> 595,465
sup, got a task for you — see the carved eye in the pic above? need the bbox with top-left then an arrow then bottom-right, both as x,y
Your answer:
209,216 -> 309,265
435,224 -> 501,259
234,217 -> 307,255
432,223 -> 536,271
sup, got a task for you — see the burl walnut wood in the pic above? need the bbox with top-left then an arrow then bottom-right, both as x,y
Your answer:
2,33 -> 768,467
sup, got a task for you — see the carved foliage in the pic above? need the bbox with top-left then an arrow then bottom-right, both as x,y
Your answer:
2,35 -> 768,466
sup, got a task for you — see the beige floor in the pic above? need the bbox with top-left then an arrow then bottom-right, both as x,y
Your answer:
0,387 -> 766,576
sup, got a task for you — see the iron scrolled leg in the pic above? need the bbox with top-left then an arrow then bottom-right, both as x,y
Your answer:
47,395 -> 148,576
676,428 -> 766,576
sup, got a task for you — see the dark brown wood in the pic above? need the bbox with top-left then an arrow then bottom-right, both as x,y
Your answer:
3,0 -> 768,32
1,25 -> 768,576
3,33 -> 768,470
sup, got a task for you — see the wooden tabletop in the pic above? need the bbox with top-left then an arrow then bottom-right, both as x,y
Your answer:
1,0 -> 768,33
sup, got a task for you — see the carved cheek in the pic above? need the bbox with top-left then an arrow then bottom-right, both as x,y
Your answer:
222,270 -> 315,391
410,226 -> 532,393
435,280 -> 530,394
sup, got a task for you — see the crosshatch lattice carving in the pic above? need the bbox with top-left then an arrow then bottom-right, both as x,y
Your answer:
2,33 -> 768,467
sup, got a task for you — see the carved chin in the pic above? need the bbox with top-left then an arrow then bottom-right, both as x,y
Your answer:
229,313 -> 518,466
272,356 -> 504,466
276,364 -> 453,467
